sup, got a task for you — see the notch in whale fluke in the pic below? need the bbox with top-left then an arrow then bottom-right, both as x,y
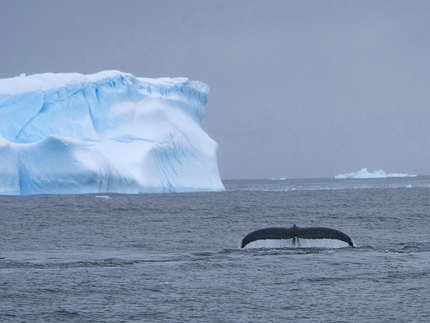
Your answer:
240,224 -> 354,249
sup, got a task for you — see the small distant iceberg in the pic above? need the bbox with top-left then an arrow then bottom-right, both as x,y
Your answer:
335,168 -> 417,179
386,173 -> 417,178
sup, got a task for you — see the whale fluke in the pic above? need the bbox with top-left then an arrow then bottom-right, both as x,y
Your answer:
240,224 -> 354,248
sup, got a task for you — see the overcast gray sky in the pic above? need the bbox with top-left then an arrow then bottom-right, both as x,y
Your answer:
1,0 -> 430,179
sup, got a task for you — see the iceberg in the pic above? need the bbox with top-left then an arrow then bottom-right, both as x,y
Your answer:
335,168 -> 417,179
386,173 -> 417,178
0,71 -> 224,195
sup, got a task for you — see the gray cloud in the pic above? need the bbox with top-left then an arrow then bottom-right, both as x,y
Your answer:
1,0 -> 430,179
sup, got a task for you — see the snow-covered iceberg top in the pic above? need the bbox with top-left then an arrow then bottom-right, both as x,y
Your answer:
335,168 -> 417,179
0,71 -> 224,195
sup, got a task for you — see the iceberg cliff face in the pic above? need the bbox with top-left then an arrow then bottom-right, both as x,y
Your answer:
0,71 -> 224,195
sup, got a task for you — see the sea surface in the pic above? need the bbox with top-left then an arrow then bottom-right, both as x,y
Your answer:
1,177 -> 430,322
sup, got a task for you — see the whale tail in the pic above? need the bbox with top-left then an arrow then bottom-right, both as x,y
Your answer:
240,225 -> 354,249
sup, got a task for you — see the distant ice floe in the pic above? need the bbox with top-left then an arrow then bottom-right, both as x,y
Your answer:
335,168 -> 417,179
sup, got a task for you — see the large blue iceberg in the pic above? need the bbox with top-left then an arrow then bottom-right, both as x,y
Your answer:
0,71 -> 224,195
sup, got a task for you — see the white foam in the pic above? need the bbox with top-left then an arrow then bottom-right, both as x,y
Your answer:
95,195 -> 112,199
243,238 -> 351,249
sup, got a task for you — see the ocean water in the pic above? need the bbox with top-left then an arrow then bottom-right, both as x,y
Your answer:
1,177 -> 430,322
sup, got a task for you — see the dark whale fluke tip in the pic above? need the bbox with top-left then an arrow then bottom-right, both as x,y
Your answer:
240,225 -> 354,249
